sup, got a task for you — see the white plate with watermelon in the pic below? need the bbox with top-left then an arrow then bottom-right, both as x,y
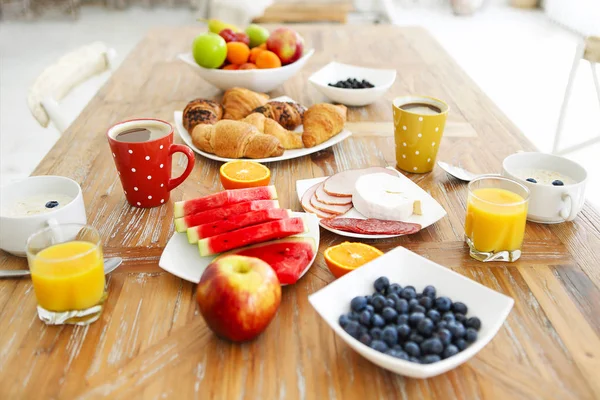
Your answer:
173,96 -> 352,163
159,211 -> 320,285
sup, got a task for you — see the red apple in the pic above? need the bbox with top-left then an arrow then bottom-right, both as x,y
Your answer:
196,255 -> 281,342
266,28 -> 304,65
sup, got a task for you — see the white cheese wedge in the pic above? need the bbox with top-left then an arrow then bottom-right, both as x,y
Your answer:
352,173 -> 422,221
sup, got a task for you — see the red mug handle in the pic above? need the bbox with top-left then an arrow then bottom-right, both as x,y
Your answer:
168,144 -> 195,191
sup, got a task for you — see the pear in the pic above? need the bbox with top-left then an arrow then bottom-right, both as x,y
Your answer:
199,18 -> 240,34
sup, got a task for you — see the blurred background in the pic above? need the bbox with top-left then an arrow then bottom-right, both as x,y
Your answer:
1,0 -> 599,205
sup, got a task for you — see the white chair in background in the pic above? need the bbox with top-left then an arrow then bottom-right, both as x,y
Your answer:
552,36 -> 600,155
27,41 -> 116,134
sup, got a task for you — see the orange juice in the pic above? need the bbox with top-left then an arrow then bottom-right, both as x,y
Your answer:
30,241 -> 105,312
465,188 -> 528,253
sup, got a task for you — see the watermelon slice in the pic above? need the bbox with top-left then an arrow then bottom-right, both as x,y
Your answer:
187,208 -> 292,243
175,200 -> 279,232
216,238 -> 316,285
198,217 -> 306,256
174,186 -> 277,218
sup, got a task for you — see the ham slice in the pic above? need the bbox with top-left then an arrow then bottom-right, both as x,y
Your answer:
315,181 -> 352,205
310,195 -> 352,215
301,182 -> 336,219
324,167 -> 399,197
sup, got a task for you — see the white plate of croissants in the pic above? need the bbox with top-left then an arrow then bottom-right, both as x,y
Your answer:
174,87 -> 352,163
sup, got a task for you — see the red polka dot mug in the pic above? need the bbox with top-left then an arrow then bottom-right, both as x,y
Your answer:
107,118 -> 194,208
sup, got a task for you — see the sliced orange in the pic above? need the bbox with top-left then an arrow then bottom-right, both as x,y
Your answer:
324,242 -> 384,279
219,160 -> 271,190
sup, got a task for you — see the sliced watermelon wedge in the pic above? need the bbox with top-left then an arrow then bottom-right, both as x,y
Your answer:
198,217 -> 306,257
175,200 -> 279,232
174,186 -> 277,218
187,208 -> 292,243
216,238 -> 316,285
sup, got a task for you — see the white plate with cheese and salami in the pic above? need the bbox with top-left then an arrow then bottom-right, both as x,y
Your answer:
296,167 -> 447,239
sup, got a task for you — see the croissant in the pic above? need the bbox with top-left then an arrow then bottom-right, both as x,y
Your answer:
251,101 -> 306,130
191,120 -> 284,159
242,113 -> 303,150
182,99 -> 223,132
302,103 -> 347,148
222,87 -> 269,120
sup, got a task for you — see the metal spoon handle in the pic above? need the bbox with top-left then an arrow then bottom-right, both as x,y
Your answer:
0,257 -> 123,278
0,270 -> 31,278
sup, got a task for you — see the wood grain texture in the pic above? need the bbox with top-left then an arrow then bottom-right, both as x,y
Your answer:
1,25 -> 600,399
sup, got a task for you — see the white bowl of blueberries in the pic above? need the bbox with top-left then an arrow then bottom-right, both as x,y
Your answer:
308,61 -> 396,106
309,246 -> 514,379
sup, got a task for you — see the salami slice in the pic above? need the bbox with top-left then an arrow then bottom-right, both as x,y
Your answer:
355,219 -> 421,235
320,218 -> 360,232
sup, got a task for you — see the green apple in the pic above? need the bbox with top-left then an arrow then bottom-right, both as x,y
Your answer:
192,33 -> 227,69
245,24 -> 270,48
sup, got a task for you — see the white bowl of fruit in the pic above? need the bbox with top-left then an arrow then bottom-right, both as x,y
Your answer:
179,23 -> 314,93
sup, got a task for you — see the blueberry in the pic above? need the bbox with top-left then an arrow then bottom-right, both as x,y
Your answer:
455,313 -> 467,324
350,311 -> 361,321
452,302 -> 468,315
366,295 -> 373,305
455,338 -> 467,351
442,312 -> 455,323
417,318 -> 435,337
385,349 -> 398,357
384,298 -> 395,309
45,200 -> 59,208
409,332 -> 424,344
427,309 -> 441,323
418,296 -> 433,310
396,314 -> 409,325
448,321 -> 466,338
351,296 -> 368,312
370,327 -> 383,341
344,321 -> 361,338
374,276 -> 390,293
408,298 -> 419,310
396,323 -> 411,339
421,338 -> 443,355
404,341 -> 421,357
371,295 -> 386,312
409,356 -> 421,364
421,355 -> 441,364
400,287 -> 417,300
437,320 -> 449,330
393,344 -> 403,351
408,312 -> 425,327
436,328 -> 452,346
365,304 -> 375,314
359,310 -> 372,326
371,313 -> 385,328
422,285 -> 436,299
552,180 -> 564,186
370,340 -> 388,353
386,283 -> 402,296
465,328 -> 478,343
357,325 -> 368,337
339,314 -> 351,328
395,351 -> 410,361
412,305 -> 426,314
382,326 -> 398,346
526,178 -> 537,183
405,285 -> 416,292
435,297 -> 452,312
465,317 -> 482,331
359,333 -> 372,346
386,293 -> 401,304
395,298 -> 409,314
382,307 -> 398,322
443,344 -> 459,359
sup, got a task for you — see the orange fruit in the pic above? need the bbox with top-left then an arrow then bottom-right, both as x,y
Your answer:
219,160 -> 271,189
324,242 -> 384,278
226,42 -> 250,65
222,64 -> 239,70
256,50 -> 282,69
249,47 -> 264,64
258,43 -> 267,50
239,63 -> 258,70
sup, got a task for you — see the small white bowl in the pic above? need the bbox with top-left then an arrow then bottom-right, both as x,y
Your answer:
178,49 -> 315,93
308,61 -> 396,106
308,246 -> 514,379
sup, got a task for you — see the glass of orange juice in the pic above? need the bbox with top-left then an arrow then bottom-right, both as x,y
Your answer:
26,224 -> 106,325
465,176 -> 530,262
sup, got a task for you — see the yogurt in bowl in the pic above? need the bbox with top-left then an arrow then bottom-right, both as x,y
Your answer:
502,153 -> 587,224
0,176 -> 87,256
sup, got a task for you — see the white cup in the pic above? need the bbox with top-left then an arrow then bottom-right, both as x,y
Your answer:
0,176 -> 87,256
502,152 -> 587,224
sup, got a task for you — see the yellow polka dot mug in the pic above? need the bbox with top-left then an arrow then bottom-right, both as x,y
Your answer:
392,96 -> 449,174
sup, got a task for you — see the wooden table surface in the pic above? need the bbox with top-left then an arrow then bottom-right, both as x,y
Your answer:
1,25 -> 600,400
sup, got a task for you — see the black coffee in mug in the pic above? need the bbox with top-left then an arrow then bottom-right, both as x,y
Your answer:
399,103 -> 442,115
114,122 -> 170,143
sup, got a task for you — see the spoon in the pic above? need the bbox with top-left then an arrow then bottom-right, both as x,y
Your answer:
0,257 -> 123,278
437,161 -> 482,182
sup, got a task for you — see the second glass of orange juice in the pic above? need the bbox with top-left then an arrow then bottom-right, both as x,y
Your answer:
465,176 -> 529,262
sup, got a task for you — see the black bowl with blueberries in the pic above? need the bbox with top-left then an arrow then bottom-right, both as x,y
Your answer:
338,276 -> 481,364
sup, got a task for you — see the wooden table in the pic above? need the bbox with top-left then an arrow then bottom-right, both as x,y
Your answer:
1,25 -> 600,400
